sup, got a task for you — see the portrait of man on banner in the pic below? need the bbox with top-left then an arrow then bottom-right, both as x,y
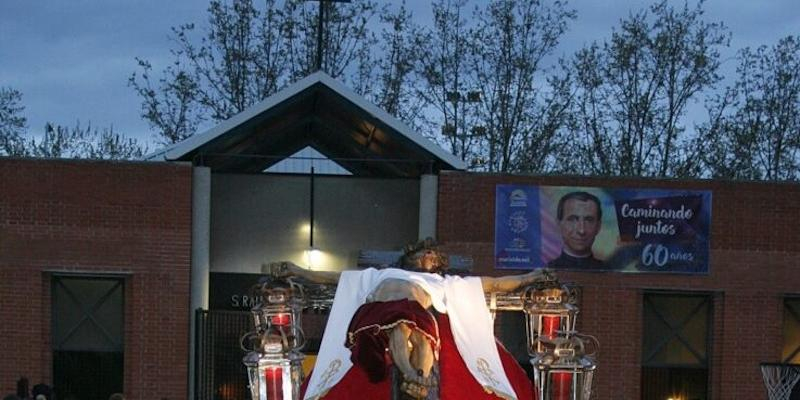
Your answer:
546,191 -> 606,269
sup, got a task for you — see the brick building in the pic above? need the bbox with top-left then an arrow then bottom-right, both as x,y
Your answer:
0,159 -> 193,400
2,73 -> 798,399
438,172 -> 800,399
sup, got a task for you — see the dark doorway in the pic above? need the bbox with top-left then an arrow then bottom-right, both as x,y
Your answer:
52,275 -> 124,400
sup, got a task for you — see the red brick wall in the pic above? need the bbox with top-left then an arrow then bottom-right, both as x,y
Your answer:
438,172 -> 800,400
0,158 -> 193,400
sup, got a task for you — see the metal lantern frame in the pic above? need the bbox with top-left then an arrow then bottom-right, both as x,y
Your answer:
524,284 -> 579,355
531,335 -> 598,400
523,279 -> 598,400
242,278 -> 308,400
251,285 -> 306,352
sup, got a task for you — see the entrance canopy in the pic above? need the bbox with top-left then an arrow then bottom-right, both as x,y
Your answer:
147,72 -> 464,177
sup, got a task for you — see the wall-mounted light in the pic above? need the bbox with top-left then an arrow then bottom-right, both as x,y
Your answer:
304,247 -> 320,270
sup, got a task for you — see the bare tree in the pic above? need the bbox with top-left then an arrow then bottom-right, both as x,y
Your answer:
700,36 -> 800,180
26,122 -> 147,160
282,0 -> 378,82
569,0 -> 728,177
515,70 -> 576,173
469,0 -> 576,172
130,0 -> 287,143
129,59 -> 202,145
370,1 -> 427,125
0,86 -> 28,156
131,0 -> 379,145
415,0 -> 479,166
0,85 -> 146,159
27,122 -> 90,159
85,127 -> 149,160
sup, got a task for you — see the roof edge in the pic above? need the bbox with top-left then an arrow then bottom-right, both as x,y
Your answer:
151,72 -> 331,161
146,71 -> 466,170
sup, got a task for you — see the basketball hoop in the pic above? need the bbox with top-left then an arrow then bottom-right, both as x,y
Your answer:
760,363 -> 800,400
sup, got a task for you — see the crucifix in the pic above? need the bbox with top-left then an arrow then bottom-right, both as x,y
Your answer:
305,0 -> 351,71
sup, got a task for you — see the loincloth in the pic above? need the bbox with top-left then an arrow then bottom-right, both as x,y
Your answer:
345,299 -> 440,382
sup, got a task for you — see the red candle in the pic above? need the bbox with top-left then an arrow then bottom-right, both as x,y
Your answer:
265,366 -> 283,399
271,313 -> 292,326
551,371 -> 573,400
542,315 -> 561,338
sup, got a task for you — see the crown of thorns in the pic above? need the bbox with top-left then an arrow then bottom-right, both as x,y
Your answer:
400,237 -> 449,272
402,237 -> 440,257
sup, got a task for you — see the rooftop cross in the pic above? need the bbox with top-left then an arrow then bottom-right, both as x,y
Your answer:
305,0 -> 351,71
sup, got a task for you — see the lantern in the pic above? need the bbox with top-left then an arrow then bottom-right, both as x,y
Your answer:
524,283 -> 578,355
251,284 -> 305,351
523,277 -> 598,400
242,278 -> 307,400
243,351 -> 305,400
531,335 -> 597,400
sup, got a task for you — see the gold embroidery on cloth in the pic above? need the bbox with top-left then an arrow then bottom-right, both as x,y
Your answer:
308,359 -> 342,399
347,317 -> 441,356
476,358 -> 500,387
475,357 -> 517,400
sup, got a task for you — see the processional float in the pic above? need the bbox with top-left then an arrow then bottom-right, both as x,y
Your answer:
241,272 -> 597,400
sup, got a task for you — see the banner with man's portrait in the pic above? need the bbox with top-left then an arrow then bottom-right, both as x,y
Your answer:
494,185 -> 712,273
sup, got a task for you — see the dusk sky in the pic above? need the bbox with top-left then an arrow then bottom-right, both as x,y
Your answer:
1,0 -> 798,149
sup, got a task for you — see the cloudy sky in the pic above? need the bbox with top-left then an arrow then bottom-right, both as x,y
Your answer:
1,0 -> 798,148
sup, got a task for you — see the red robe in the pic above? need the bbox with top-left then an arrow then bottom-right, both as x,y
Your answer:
301,302 -> 536,400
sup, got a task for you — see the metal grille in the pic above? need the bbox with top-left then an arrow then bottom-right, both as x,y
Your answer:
195,309 -> 252,400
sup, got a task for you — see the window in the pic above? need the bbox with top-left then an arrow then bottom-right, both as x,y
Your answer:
641,292 -> 712,400
52,275 -> 125,400
783,297 -> 800,363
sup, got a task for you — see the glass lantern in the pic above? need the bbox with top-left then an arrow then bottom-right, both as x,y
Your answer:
531,335 -> 597,400
243,351 -> 305,400
251,285 -> 305,349
524,284 -> 578,355
242,278 -> 307,400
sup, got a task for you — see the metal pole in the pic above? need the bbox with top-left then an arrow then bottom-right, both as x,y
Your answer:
310,166 -> 315,248
316,0 -> 324,71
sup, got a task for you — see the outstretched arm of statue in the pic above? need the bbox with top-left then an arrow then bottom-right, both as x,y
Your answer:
479,268 -> 554,293
263,261 -> 341,285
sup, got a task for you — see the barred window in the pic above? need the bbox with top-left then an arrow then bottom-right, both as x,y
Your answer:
641,292 -> 712,400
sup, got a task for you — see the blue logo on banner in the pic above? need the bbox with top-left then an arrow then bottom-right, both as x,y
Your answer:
494,185 -> 540,269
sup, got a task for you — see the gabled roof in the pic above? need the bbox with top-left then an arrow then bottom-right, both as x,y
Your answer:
146,71 -> 465,177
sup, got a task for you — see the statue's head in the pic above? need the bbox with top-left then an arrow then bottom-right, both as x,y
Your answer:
399,237 -> 449,274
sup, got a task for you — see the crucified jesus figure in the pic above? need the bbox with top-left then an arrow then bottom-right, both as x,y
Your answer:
266,238 -> 550,400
